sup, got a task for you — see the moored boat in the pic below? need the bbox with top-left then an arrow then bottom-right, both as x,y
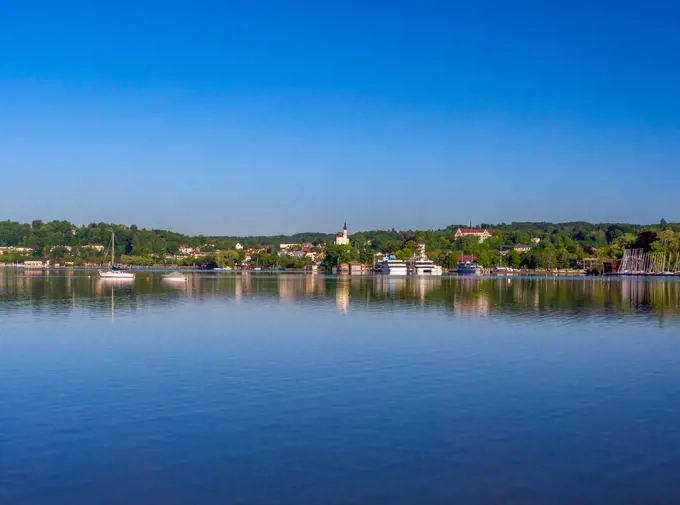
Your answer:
457,261 -> 484,275
161,271 -> 188,282
99,232 -> 135,279
407,257 -> 442,275
378,256 -> 408,275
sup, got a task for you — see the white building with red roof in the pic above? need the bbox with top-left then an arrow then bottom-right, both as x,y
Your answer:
454,228 -> 496,243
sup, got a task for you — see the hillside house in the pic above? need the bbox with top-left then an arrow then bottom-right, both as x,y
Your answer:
454,228 -> 496,243
513,244 -> 536,254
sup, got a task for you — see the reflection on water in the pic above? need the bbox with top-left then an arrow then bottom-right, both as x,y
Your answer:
2,272 -> 680,324
3,271 -> 680,505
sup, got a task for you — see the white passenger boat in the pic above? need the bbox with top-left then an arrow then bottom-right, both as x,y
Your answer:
407,257 -> 442,275
378,256 -> 408,275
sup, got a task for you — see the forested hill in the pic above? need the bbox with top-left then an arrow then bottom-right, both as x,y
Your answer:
0,220 -> 339,254
213,222 -> 679,249
0,218 -> 678,263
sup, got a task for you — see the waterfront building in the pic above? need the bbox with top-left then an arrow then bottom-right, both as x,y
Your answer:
348,261 -> 369,275
24,258 -> 49,269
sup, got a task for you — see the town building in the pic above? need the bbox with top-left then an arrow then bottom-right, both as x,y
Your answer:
278,249 -> 306,258
454,228 -> 496,243
513,244 -> 536,254
0,246 -> 36,255
81,244 -> 105,252
279,242 -> 298,250
179,244 -> 194,255
335,222 -> 350,246
348,261 -> 369,275
301,246 -> 319,261
235,242 -> 243,250
50,245 -> 73,253
24,258 -> 49,268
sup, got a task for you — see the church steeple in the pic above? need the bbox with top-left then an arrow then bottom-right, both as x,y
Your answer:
335,221 -> 349,245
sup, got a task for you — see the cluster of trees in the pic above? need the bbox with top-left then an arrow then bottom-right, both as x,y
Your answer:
2,219 -> 679,270
0,220 -> 197,263
319,221 -> 680,270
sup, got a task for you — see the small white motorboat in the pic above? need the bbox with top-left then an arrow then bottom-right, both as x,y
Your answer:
161,271 -> 188,282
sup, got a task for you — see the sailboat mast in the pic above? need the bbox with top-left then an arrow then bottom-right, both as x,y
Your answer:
112,232 -> 115,266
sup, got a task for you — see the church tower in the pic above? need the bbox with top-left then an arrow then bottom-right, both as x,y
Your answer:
335,222 -> 350,245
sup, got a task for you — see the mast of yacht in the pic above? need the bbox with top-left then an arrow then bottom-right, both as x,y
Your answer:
111,232 -> 115,267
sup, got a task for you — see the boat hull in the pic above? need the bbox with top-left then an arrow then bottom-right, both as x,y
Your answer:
457,267 -> 483,275
412,267 -> 442,276
99,270 -> 135,279
378,268 -> 409,275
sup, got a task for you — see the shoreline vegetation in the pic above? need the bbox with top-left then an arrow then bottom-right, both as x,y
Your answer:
1,219 -> 679,275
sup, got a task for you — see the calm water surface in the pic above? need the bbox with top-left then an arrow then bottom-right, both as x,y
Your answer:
2,272 -> 680,504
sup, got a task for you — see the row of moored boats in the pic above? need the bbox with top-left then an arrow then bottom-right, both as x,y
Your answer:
377,256 -> 489,276
98,232 -> 187,282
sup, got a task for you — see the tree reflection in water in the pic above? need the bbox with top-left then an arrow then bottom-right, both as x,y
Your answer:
1,272 -> 679,325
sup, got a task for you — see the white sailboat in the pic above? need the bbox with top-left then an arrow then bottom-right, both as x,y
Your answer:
99,232 -> 135,279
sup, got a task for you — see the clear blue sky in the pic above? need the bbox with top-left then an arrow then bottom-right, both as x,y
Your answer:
1,1 -> 679,235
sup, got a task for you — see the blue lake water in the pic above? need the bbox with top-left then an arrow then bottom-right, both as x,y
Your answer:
2,272 -> 680,504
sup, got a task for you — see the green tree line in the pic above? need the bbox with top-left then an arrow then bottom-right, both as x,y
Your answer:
2,219 -> 679,269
